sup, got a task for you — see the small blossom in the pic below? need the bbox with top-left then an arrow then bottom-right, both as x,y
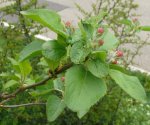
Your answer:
97,27 -> 104,34
112,60 -> 118,64
65,21 -> 71,27
116,50 -> 123,57
98,40 -> 104,46
61,77 -> 65,82
132,18 -> 138,23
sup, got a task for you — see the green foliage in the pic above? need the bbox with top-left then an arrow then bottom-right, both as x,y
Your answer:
21,9 -> 67,37
0,1 -> 150,124
110,69 -> 147,102
99,31 -> 119,51
19,60 -> 32,79
64,65 -> 107,118
140,26 -> 150,31
70,41 -> 91,64
8,58 -> 32,80
42,40 -> 67,62
46,95 -> 65,122
30,80 -> 53,97
19,40 -> 44,62
85,58 -> 109,78
1,8 -> 149,123
75,0 -> 150,66
3,80 -> 18,90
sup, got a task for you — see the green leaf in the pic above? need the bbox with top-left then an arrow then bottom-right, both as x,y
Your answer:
57,34 -> 67,46
8,58 -> 32,78
119,19 -> 132,26
79,21 -> 94,39
53,78 -> 64,91
8,57 -> 18,66
0,73 -> 20,81
19,60 -> 32,78
99,31 -> 119,51
19,40 -> 44,62
0,73 -> 9,77
24,78 -> 35,85
70,42 -> 91,64
0,37 -> 7,52
147,92 -> 150,103
42,40 -> 66,62
109,69 -> 147,102
30,80 -> 53,98
85,59 -> 109,78
91,51 -> 107,62
45,58 -> 59,72
70,29 -> 82,44
86,11 -> 107,27
78,22 -> 87,39
21,9 -> 67,37
3,80 -> 18,90
46,95 -> 65,122
64,65 -> 107,118
109,64 -> 129,74
140,26 -> 150,31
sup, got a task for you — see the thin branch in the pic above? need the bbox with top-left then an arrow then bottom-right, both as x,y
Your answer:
129,35 -> 150,65
97,0 -> 103,15
16,0 -> 31,43
99,0 -> 117,24
0,76 -> 52,100
75,3 -> 89,17
0,102 -> 45,108
0,98 -> 11,105
0,63 -> 73,104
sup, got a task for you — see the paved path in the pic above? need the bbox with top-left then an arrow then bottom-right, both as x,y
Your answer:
132,0 -> 150,71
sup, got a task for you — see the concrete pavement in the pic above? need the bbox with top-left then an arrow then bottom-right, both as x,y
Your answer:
132,0 -> 150,71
